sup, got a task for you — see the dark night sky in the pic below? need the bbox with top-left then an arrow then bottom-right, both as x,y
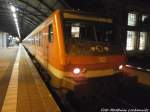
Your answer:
65,0 -> 150,10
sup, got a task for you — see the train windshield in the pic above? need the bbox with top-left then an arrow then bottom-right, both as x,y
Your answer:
64,18 -> 123,55
64,20 -> 113,42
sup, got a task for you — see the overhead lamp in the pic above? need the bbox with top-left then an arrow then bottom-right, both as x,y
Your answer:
13,13 -> 17,18
16,23 -> 18,27
10,4 -> 21,38
10,5 -> 16,12
14,18 -> 17,22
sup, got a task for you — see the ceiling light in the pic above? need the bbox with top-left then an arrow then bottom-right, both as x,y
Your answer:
14,18 -> 17,22
13,13 -> 17,18
10,4 -> 21,38
10,5 -> 16,12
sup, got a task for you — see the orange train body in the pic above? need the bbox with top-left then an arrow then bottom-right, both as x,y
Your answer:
23,10 -> 127,90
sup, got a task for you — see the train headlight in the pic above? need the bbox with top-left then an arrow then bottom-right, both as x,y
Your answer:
73,68 -> 80,75
119,65 -> 123,70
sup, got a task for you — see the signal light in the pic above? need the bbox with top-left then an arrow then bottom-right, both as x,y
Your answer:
137,67 -> 142,70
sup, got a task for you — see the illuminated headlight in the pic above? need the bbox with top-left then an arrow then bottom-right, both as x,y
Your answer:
73,68 -> 80,74
119,65 -> 123,70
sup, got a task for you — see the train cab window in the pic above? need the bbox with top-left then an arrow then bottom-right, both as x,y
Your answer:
48,24 -> 53,42
71,26 -> 80,38
64,20 -> 113,42
63,15 -> 125,55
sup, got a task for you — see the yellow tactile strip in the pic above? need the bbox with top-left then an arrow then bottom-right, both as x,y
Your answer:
17,45 -> 61,112
1,47 -> 20,112
23,47 -> 61,112
0,48 -> 18,111
1,45 -> 61,112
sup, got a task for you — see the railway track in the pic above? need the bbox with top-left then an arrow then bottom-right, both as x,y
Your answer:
65,93 -> 137,112
108,96 -> 136,108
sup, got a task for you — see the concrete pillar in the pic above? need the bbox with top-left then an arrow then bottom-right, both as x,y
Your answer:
0,32 -> 8,48
3,33 -> 7,48
0,32 -> 3,48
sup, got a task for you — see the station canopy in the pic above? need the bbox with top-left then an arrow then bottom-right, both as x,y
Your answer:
0,0 -> 149,39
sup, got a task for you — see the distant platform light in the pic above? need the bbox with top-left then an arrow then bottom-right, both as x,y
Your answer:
137,67 -> 142,70
146,69 -> 150,72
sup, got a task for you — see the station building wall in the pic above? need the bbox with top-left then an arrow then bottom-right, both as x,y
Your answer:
0,32 -> 8,48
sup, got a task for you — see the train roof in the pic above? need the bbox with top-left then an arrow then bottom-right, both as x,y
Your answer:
62,10 -> 111,18
62,10 -> 112,23
24,10 -> 112,41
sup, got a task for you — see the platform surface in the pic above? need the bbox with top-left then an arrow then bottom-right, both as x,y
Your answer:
0,45 -> 61,112
0,48 -> 18,111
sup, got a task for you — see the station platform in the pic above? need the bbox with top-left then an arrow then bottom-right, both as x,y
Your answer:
0,45 -> 61,112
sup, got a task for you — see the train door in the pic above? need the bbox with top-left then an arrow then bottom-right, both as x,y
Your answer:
43,27 -> 49,70
47,23 -> 53,69
46,26 -> 49,70
33,35 -> 36,56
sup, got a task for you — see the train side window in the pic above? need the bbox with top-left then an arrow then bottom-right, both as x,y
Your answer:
39,32 -> 42,46
48,24 -> 53,42
38,33 -> 40,46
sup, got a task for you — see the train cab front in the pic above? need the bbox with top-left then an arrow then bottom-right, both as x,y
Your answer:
62,54 -> 127,94
61,11 -> 127,94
